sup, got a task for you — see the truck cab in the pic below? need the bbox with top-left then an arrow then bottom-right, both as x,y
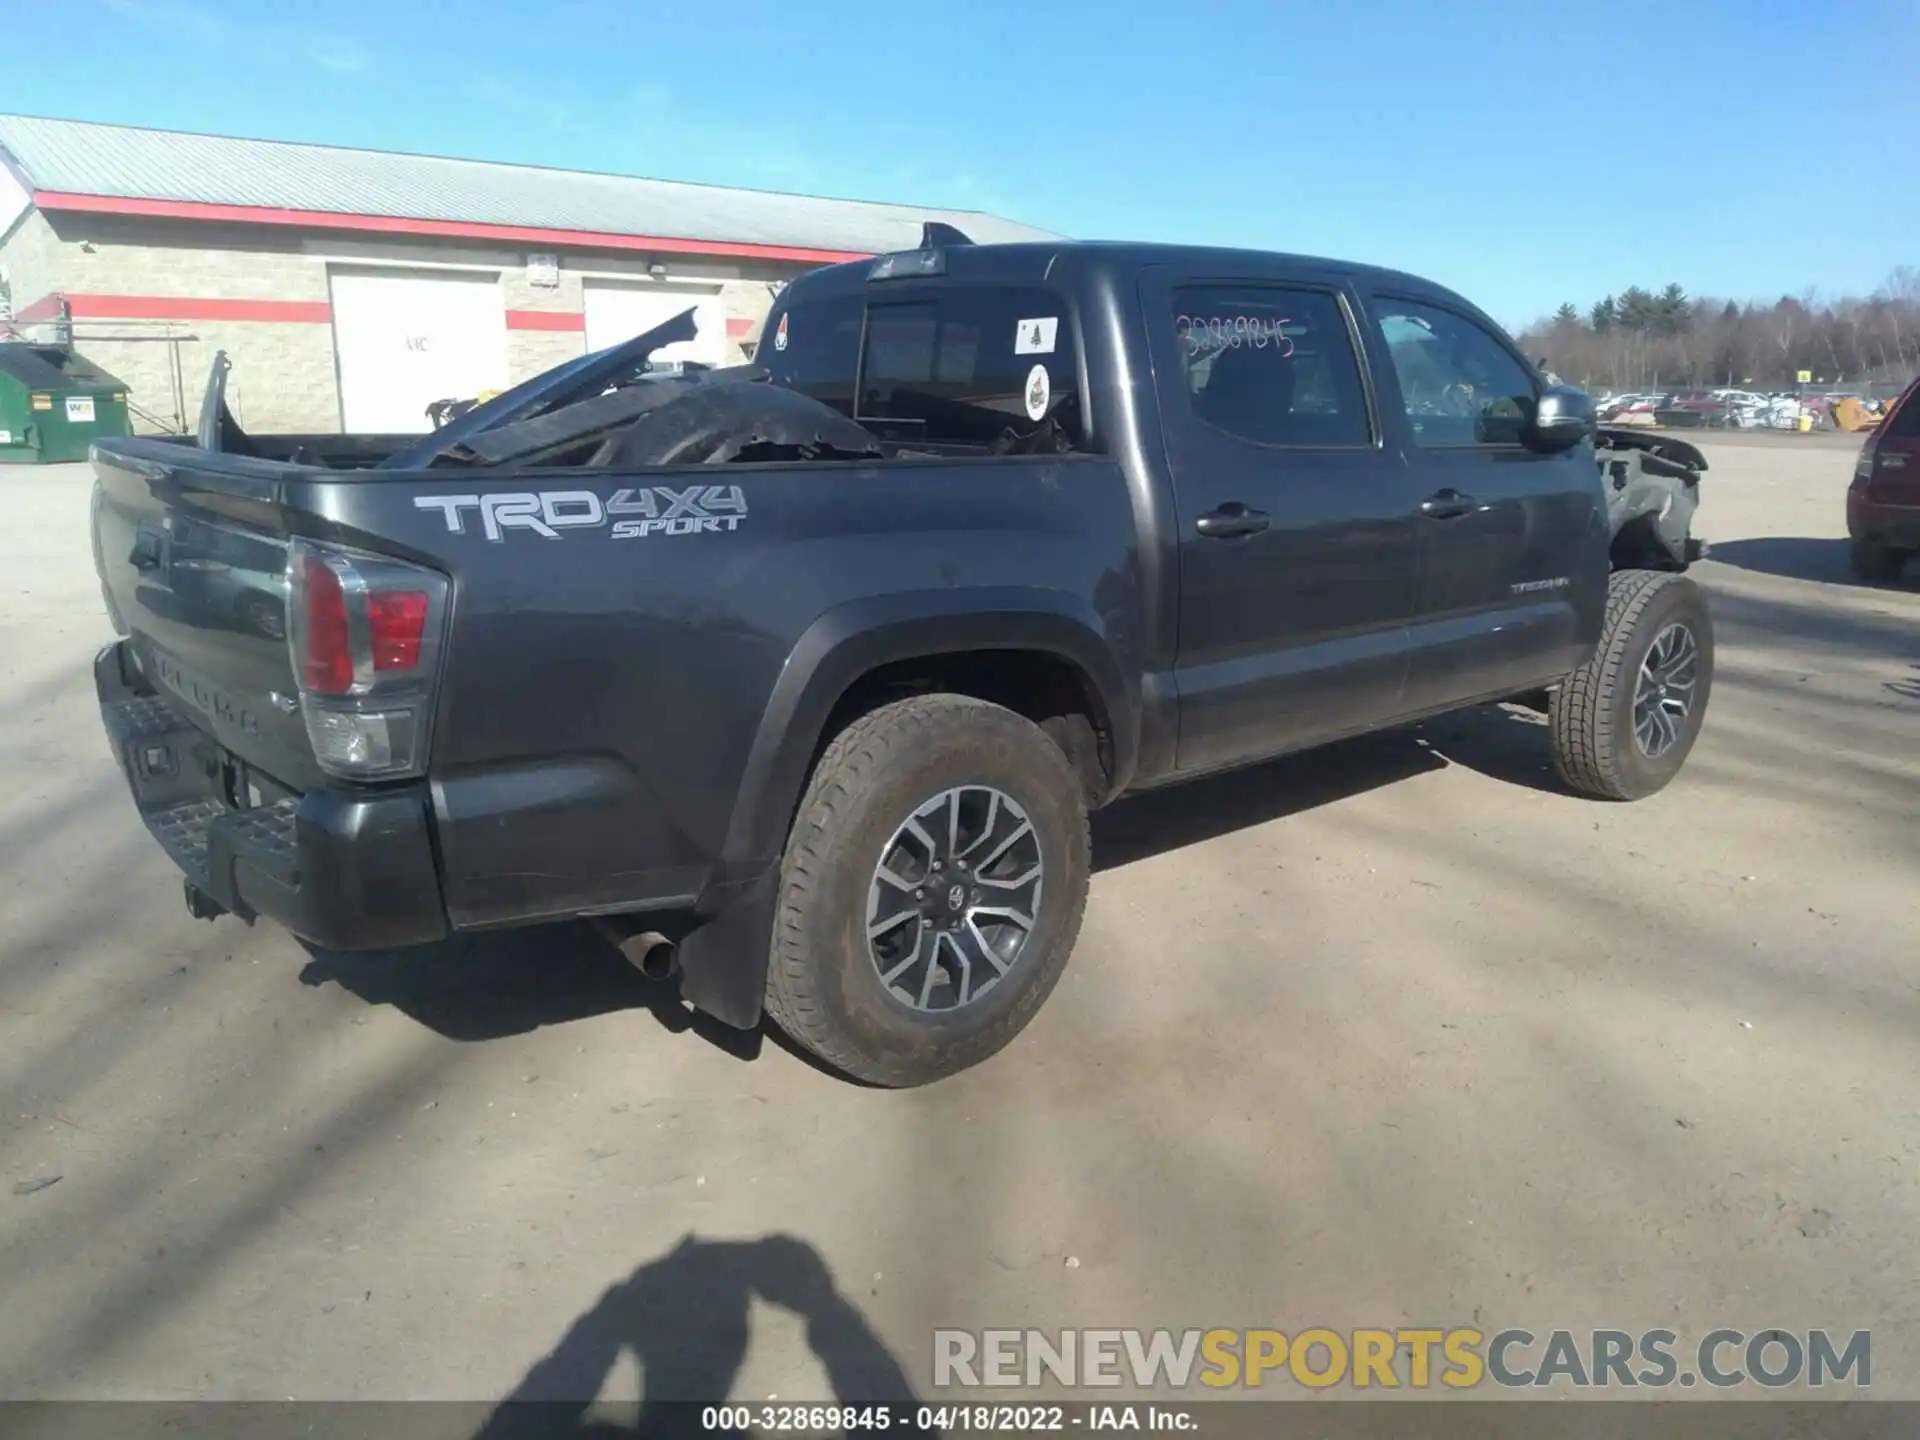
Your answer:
757,242 -> 1610,779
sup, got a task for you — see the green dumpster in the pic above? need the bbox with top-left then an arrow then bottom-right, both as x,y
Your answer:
0,344 -> 133,464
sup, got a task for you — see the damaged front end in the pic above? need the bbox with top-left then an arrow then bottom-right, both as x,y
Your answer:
1597,426 -> 1706,571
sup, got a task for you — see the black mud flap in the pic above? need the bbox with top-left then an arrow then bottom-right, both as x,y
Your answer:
673,868 -> 778,1031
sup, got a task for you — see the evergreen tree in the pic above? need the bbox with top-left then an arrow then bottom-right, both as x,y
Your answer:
1655,283 -> 1691,335
1617,287 -> 1658,332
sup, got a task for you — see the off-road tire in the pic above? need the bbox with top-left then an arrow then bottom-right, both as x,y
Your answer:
1549,570 -> 1714,801
1849,537 -> 1910,583
765,694 -> 1091,1087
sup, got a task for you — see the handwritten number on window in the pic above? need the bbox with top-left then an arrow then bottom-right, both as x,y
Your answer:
1176,315 -> 1296,359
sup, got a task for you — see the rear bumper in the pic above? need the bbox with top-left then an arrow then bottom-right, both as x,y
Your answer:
95,641 -> 448,951
1849,489 -> 1920,549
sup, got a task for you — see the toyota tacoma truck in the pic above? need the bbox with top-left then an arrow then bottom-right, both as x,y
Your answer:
87,235 -> 1714,1087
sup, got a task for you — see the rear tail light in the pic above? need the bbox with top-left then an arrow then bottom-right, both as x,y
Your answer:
287,539 -> 449,780
369,591 -> 430,672
1853,436 -> 1877,487
298,552 -> 354,694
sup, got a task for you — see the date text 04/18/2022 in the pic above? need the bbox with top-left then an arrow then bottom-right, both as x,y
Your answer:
698,1404 -> 1197,1431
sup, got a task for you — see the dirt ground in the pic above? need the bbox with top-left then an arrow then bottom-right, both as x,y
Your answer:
1,436 -> 1914,1407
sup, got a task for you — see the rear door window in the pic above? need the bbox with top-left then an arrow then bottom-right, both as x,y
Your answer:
1172,284 -> 1373,447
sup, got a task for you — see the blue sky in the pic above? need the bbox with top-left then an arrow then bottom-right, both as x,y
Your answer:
7,0 -> 1916,327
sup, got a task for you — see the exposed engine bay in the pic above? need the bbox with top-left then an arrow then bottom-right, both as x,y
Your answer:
1595,427 -> 1706,570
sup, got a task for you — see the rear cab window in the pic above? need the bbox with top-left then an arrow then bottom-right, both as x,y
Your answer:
760,283 -> 1083,452
758,292 -> 865,417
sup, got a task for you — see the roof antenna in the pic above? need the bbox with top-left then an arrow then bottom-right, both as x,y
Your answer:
920,221 -> 973,249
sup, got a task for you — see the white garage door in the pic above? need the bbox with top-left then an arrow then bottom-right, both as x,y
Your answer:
584,281 -> 728,367
329,268 -> 509,434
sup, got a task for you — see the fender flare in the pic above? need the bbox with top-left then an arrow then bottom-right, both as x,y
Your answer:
674,588 -> 1133,1031
721,587 -> 1135,876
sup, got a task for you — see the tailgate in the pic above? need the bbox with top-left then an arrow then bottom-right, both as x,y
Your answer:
1866,422 -> 1920,506
91,438 -> 452,795
91,440 -> 321,788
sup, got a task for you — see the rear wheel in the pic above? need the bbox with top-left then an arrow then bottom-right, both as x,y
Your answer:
765,694 -> 1091,1087
1550,571 -> 1714,801
1849,537 -> 1911,583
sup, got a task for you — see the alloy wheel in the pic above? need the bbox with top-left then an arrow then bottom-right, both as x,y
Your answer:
1632,621 -> 1699,759
865,786 -> 1044,1012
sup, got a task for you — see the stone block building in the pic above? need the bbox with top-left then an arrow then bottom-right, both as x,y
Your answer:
0,115 -> 1054,435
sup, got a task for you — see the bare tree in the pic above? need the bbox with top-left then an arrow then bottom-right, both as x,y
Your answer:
1517,274 -> 1920,394
1770,297 -> 1804,379
1882,268 -> 1917,368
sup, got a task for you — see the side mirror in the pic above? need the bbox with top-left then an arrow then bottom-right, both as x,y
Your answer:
1528,385 -> 1595,452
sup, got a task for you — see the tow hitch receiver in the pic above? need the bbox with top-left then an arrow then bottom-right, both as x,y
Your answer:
184,879 -> 237,923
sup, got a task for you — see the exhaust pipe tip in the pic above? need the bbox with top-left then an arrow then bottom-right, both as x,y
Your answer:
622,931 -> 680,981
589,918 -> 681,981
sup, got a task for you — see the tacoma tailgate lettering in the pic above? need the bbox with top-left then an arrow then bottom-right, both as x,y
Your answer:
151,649 -> 262,738
414,485 -> 747,541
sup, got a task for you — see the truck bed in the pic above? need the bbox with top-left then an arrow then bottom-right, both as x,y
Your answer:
88,425 -> 1139,967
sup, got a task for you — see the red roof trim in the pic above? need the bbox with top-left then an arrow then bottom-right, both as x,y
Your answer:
8,291 -> 336,323
506,309 -> 585,332
12,292 -> 65,322
61,293 -> 333,323
18,293 -> 728,338
31,190 -> 871,265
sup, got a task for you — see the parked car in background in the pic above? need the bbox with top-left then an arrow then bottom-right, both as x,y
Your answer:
1597,392 -> 1666,422
1708,391 -> 1773,428
1655,393 -> 1740,429
1849,374 -> 1920,581
1752,394 -> 1812,429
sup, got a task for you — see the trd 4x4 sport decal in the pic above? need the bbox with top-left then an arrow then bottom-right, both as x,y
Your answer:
413,485 -> 748,542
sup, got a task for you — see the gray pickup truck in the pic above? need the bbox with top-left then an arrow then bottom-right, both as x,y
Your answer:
88,234 -> 1712,1087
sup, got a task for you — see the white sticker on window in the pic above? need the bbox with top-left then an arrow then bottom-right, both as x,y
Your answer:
0,430 -> 12,445
1024,364 -> 1051,422
1014,317 -> 1058,355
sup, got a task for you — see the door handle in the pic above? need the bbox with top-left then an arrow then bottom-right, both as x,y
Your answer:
1418,489 -> 1478,520
1195,503 -> 1271,539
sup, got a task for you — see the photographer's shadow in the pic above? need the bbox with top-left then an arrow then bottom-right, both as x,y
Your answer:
477,1234 -> 936,1439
